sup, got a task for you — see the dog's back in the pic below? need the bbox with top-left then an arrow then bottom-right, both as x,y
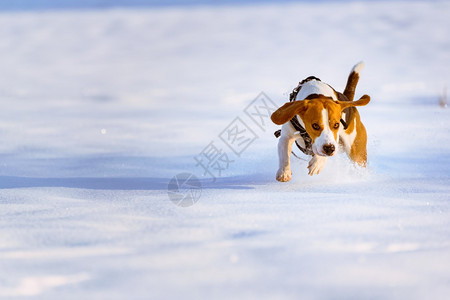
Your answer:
295,78 -> 337,101
295,62 -> 364,103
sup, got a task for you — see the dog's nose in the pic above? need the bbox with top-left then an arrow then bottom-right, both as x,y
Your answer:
323,144 -> 335,156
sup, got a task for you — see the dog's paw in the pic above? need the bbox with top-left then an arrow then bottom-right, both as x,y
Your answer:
276,168 -> 292,182
308,156 -> 327,176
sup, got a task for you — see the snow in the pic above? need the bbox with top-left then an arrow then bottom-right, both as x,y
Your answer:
0,1 -> 450,299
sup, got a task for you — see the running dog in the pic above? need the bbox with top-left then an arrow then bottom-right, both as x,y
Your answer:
271,62 -> 370,181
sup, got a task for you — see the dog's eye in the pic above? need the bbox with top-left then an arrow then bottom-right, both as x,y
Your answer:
312,123 -> 320,130
333,122 -> 339,129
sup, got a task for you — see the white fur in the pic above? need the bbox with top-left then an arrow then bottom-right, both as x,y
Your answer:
295,80 -> 337,101
276,122 -> 297,182
308,155 -> 328,175
352,61 -> 364,74
312,109 -> 338,156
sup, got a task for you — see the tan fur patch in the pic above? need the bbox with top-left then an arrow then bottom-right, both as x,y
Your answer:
271,94 -> 370,142
349,111 -> 368,166
299,95 -> 342,143
343,71 -> 360,102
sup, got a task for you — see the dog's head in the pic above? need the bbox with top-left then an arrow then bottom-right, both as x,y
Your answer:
271,94 -> 370,156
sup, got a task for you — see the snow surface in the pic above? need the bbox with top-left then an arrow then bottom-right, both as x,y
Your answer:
0,1 -> 450,299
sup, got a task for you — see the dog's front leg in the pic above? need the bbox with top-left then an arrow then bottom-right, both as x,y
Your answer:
276,135 -> 296,182
308,155 -> 327,176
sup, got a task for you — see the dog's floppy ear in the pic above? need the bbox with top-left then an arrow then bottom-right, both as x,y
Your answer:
337,94 -> 370,110
271,100 -> 310,125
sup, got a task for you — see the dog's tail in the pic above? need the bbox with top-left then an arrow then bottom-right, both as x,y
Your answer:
343,62 -> 364,101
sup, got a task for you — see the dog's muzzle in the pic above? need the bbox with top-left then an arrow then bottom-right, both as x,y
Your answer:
323,144 -> 335,156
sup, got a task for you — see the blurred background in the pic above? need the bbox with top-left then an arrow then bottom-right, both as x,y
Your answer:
0,0 -> 448,175
1,1 -> 450,299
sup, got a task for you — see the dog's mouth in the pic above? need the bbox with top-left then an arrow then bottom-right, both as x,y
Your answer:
315,151 -> 335,157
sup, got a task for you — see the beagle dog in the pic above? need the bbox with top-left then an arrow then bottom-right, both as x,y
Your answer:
271,62 -> 370,181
